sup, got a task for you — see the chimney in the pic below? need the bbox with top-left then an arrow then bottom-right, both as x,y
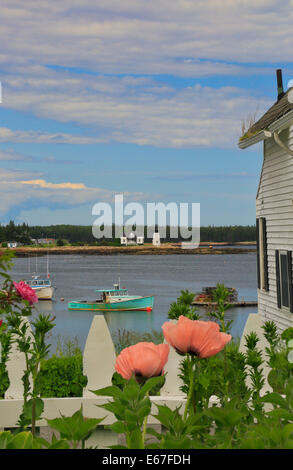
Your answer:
276,69 -> 285,101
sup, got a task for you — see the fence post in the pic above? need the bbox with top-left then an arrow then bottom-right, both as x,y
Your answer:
161,320 -> 184,396
5,317 -> 33,400
83,315 -> 118,448
83,315 -> 116,397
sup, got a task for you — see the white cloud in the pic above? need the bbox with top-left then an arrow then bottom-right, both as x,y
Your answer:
0,167 -> 158,217
0,1 -> 285,149
1,70 -> 271,148
0,1 -> 292,76
0,148 -> 32,161
0,127 -> 105,144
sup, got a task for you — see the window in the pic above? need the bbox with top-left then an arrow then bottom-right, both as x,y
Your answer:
256,218 -> 269,291
275,250 -> 293,312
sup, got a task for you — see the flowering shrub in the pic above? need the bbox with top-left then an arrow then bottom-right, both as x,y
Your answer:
13,280 -> 38,305
0,251 -> 293,449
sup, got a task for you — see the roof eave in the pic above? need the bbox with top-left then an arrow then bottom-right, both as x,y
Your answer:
238,108 -> 293,149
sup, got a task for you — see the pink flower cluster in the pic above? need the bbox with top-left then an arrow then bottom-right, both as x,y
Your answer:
13,281 -> 38,305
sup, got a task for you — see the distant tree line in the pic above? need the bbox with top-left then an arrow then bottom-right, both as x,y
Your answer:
0,221 -> 31,244
0,221 -> 256,245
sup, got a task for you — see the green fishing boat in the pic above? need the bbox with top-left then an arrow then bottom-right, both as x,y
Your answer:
68,283 -> 154,312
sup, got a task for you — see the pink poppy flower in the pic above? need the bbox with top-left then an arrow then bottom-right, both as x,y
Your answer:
115,342 -> 170,380
162,316 -> 231,358
13,281 -> 38,305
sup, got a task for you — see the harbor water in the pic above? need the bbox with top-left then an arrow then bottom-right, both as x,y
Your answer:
10,253 -> 257,353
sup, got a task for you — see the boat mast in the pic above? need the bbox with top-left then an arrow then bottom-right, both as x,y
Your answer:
47,251 -> 49,278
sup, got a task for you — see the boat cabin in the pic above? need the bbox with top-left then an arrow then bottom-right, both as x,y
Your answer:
26,277 -> 52,288
96,287 -> 129,303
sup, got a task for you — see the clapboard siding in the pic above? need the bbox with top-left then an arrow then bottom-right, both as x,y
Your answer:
256,130 -> 293,330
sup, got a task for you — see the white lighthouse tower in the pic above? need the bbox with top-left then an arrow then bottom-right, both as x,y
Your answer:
152,232 -> 160,246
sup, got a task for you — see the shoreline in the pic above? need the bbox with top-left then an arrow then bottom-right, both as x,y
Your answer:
9,244 -> 257,257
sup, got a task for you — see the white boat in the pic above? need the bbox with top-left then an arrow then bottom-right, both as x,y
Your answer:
25,275 -> 54,300
25,253 -> 54,300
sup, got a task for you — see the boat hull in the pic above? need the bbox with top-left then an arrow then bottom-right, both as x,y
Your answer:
68,295 -> 154,312
33,287 -> 54,300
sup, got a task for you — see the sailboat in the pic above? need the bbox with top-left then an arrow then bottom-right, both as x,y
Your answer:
24,253 -> 54,300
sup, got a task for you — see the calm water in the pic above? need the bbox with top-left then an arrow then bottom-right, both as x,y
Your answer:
10,253 -> 257,352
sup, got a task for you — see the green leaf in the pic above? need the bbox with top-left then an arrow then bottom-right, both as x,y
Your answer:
261,392 -> 289,409
282,423 -> 293,441
7,432 -> 34,449
161,436 -> 193,449
0,431 -> 13,449
153,405 -> 180,429
18,397 -> 44,426
125,409 -> 138,423
123,380 -> 140,401
137,405 -> 151,420
47,406 -> 104,443
128,429 -> 143,449
91,385 -> 124,399
268,409 -> 293,421
145,427 -> 162,441
47,439 -> 71,449
99,401 -> 125,420
108,421 -> 125,434
139,376 -> 165,399
205,407 -> 245,428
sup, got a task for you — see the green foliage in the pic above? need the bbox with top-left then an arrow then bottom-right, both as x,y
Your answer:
260,323 -> 293,394
207,283 -> 233,333
18,398 -> 44,428
0,406 -> 103,449
179,342 -> 248,410
0,250 -> 55,434
0,221 -> 31,245
93,375 -> 165,449
168,289 -> 200,320
38,354 -> 87,397
47,406 -> 104,449
0,321 -> 11,398
148,406 -> 205,449
281,327 -> 293,343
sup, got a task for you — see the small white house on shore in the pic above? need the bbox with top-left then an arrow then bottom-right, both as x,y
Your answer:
7,242 -> 18,248
239,69 -> 293,331
120,232 -> 144,245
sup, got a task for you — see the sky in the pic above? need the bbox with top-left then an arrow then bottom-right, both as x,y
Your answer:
1,0 -> 293,228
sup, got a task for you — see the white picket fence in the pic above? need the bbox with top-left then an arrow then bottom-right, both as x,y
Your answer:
0,313 -> 268,448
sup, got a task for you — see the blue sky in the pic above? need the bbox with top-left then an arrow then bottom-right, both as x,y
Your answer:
1,1 -> 293,227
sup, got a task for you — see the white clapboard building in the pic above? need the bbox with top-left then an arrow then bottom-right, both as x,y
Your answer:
120,232 -> 144,245
239,69 -> 293,331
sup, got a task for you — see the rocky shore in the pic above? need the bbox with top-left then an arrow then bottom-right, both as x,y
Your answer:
10,244 -> 256,257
